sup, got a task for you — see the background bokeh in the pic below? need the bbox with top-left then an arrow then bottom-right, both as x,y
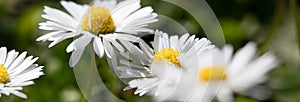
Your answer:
0,0 -> 299,102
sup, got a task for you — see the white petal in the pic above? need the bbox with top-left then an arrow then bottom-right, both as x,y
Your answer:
11,71 -> 43,84
10,57 -> 38,76
39,21 -> 75,31
36,30 -> 65,42
169,35 -> 179,48
9,81 -> 35,87
128,78 -> 158,90
116,66 -> 149,79
119,40 -> 150,63
119,27 -> 154,34
93,37 -> 105,58
10,66 -> 43,83
0,47 -> 7,64
42,6 -> 78,29
113,34 -> 140,42
105,35 -> 124,52
223,45 -> 233,66
69,48 -> 85,67
112,0 -> 140,24
4,50 -> 18,68
181,34 -> 195,52
117,6 -> 158,33
48,32 -> 79,48
153,30 -> 165,51
139,39 -> 154,58
93,0 -> 117,11
123,7 -> 157,25
178,34 -> 189,47
8,52 -> 27,71
102,37 -> 114,58
10,91 -> 27,99
60,1 -> 89,21
66,35 -> 92,53
161,32 -> 169,49
228,42 -> 257,76
229,53 -> 278,91
216,85 -> 234,102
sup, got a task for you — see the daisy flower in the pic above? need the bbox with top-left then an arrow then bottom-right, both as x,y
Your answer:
0,47 -> 44,99
117,30 -> 213,101
37,0 -> 158,67
178,42 -> 278,102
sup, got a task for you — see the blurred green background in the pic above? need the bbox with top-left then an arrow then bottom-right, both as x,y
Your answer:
0,0 -> 300,102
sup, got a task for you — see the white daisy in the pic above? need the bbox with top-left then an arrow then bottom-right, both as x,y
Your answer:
37,0 -> 158,67
0,47 -> 44,99
117,30 -> 213,101
179,42 -> 278,102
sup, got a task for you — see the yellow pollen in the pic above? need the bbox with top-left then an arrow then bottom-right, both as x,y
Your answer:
199,66 -> 226,81
153,48 -> 181,67
0,64 -> 9,83
81,6 -> 115,34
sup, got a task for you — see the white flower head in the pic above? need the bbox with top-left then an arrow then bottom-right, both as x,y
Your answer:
37,0 -> 158,67
179,42 -> 278,102
118,30 -> 213,101
0,47 -> 44,99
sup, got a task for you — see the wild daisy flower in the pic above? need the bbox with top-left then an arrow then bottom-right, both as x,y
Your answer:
37,0 -> 158,67
117,30 -> 213,101
0,47 -> 44,99
178,42 -> 278,102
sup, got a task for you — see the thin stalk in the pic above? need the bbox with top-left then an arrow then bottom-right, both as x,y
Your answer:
86,46 -> 96,100
289,0 -> 300,55
260,0 -> 285,51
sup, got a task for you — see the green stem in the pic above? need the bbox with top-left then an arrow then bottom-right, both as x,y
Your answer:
289,0 -> 300,55
86,46 -> 96,100
80,98 -> 87,102
260,0 -> 285,51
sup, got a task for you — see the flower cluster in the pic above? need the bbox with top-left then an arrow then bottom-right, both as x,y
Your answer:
36,0 -> 278,101
0,0 -> 278,101
37,0 -> 158,67
0,47 -> 44,99
119,30 -> 278,102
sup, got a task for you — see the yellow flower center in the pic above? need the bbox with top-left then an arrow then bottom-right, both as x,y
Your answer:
0,64 -> 9,83
81,6 -> 115,34
199,66 -> 226,81
153,48 -> 181,67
